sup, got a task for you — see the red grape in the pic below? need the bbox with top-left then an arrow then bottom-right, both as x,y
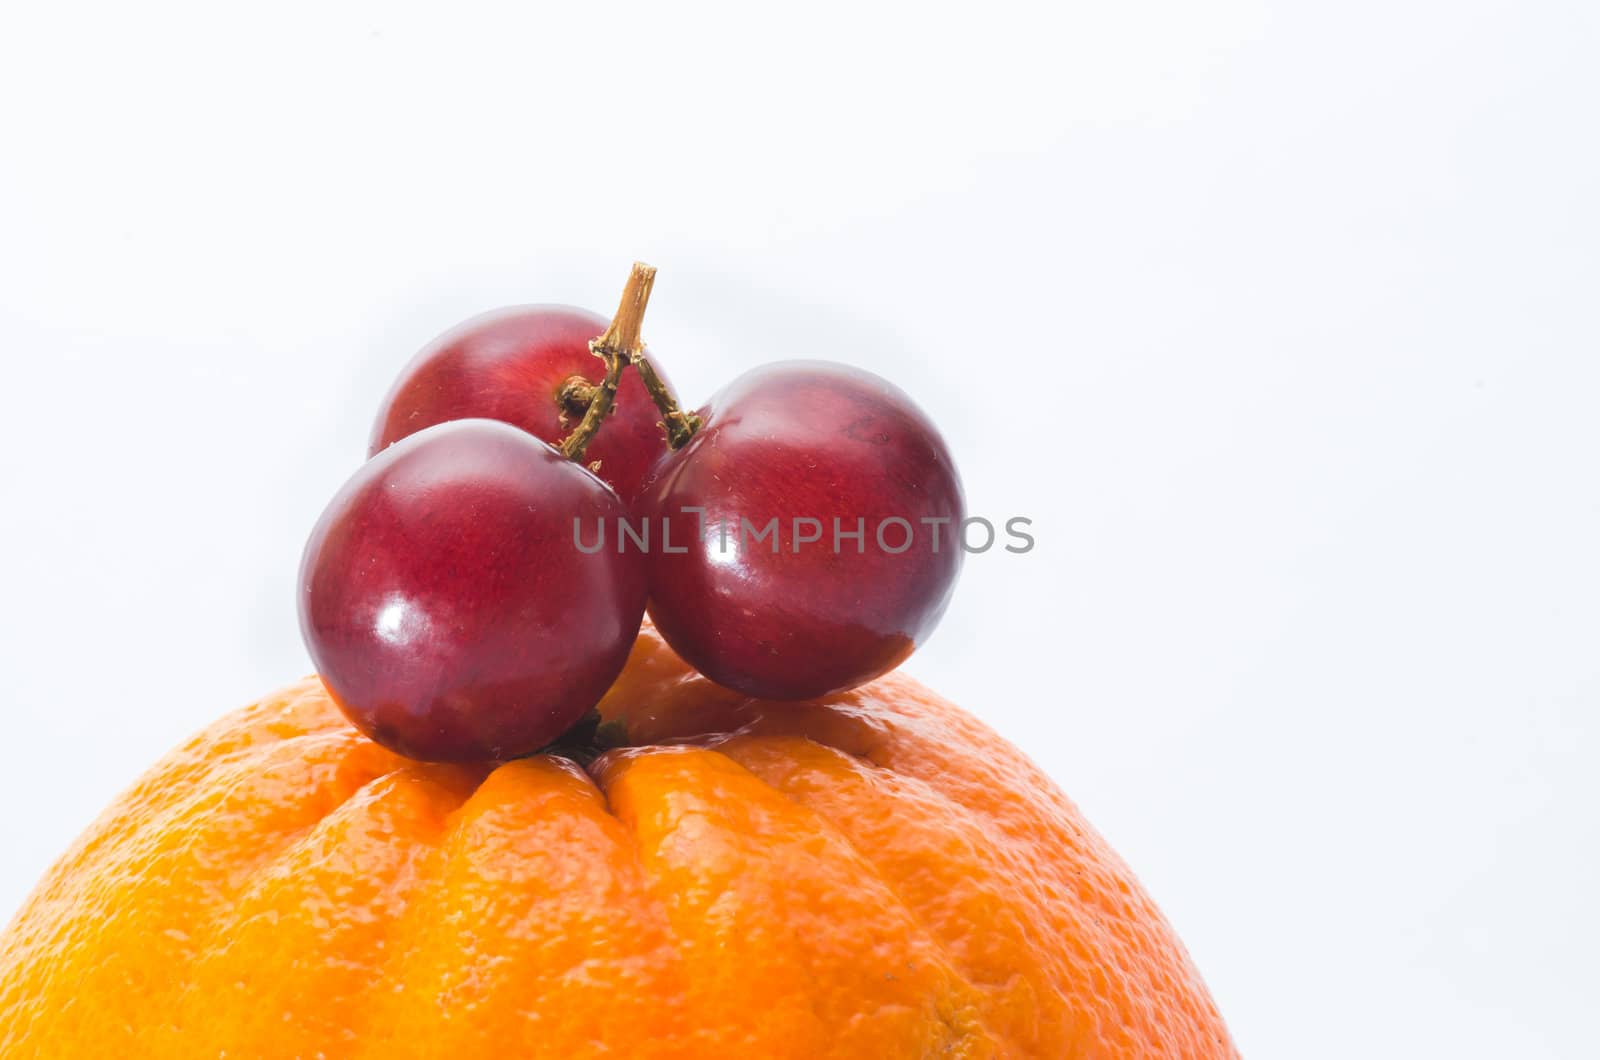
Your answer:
300,418 -> 647,761
639,361 -> 964,699
369,305 -> 677,501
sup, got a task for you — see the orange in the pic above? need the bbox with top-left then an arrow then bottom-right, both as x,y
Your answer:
0,626 -> 1236,1057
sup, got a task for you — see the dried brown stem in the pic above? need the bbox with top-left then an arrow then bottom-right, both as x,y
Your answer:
636,353 -> 702,449
555,375 -> 599,426
558,260 -> 703,461
559,263 -> 656,462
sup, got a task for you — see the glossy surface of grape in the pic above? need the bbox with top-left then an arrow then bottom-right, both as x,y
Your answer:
370,306 -> 676,501
301,419 -> 647,760
640,362 -> 964,699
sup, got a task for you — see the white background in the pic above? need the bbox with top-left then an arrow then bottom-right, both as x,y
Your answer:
2,2 -> 1596,1055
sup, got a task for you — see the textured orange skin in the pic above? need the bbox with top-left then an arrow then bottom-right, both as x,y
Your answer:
0,627 -> 1236,1058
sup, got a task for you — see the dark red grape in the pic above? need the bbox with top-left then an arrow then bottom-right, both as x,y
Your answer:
300,419 -> 647,761
639,361 -> 964,699
369,305 -> 677,501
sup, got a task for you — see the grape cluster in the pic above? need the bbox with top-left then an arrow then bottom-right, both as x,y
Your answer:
300,264 -> 964,761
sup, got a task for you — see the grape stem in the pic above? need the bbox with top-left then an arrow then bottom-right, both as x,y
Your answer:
558,264 -> 651,462
557,261 -> 702,462
555,376 -> 598,426
637,347 -> 702,449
